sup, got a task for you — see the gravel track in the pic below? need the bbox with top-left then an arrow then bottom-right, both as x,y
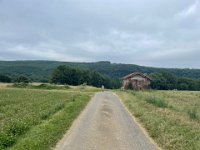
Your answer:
55,91 -> 158,150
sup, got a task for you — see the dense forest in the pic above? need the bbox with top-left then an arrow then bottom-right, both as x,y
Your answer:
51,65 -> 121,89
1,61 -> 200,81
1,60 -> 200,90
150,72 -> 200,91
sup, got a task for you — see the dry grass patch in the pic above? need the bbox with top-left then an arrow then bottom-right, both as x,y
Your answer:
0,83 -> 11,89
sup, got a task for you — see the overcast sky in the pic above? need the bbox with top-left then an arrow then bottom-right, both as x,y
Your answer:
0,0 -> 200,68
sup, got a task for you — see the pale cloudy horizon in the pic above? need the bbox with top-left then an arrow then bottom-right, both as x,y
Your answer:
0,0 -> 200,68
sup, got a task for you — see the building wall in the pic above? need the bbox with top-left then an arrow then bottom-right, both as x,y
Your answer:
123,75 -> 151,90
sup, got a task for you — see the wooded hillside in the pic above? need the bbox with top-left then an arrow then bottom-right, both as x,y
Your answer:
0,61 -> 200,82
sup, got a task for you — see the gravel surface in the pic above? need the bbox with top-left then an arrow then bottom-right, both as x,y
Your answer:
55,91 -> 158,150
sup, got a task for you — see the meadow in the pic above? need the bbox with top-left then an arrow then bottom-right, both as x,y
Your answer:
1,83 -> 200,150
0,85 -> 97,150
116,90 -> 200,150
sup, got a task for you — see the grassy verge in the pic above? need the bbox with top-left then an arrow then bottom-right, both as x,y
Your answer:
116,90 -> 200,150
0,88 -> 96,150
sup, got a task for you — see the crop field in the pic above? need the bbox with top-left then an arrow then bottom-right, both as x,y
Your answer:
116,90 -> 200,150
0,86 -> 97,150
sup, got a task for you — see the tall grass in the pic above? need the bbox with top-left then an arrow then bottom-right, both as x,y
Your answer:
116,90 -> 200,150
145,96 -> 168,108
0,88 -> 94,150
188,105 -> 198,120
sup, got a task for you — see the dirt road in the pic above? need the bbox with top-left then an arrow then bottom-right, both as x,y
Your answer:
55,92 -> 158,150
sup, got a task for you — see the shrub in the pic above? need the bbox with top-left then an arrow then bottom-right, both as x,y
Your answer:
15,75 -> 30,83
0,133 -> 16,148
12,83 -> 28,88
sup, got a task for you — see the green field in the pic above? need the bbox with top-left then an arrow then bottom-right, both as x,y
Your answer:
1,85 -> 200,150
116,90 -> 200,150
0,86 -> 97,150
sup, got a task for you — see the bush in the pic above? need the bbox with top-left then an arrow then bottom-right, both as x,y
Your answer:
0,132 -> 16,148
12,83 -> 28,88
15,75 -> 30,83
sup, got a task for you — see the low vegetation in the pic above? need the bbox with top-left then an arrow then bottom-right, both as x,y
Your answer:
187,105 -> 198,120
116,90 -> 200,150
0,87 -> 96,150
11,83 -> 71,90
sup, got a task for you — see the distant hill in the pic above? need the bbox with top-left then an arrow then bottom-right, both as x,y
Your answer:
0,60 -> 200,82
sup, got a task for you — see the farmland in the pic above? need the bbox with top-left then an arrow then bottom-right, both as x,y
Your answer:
1,83 -> 200,150
116,90 -> 200,150
0,85 -> 97,150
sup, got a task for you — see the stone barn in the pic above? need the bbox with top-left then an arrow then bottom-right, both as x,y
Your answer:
122,72 -> 151,90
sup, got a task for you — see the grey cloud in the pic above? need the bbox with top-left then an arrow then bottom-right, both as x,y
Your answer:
0,0 -> 200,68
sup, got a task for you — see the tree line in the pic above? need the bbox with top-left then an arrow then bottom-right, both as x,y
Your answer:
1,65 -> 200,91
150,72 -> 200,91
0,74 -> 30,83
0,65 -> 121,89
1,61 -> 200,82
51,65 -> 121,89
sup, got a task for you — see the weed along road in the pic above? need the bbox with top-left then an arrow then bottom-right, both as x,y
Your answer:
55,92 -> 158,150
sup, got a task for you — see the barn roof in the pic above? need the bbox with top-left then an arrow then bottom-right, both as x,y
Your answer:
122,72 -> 152,81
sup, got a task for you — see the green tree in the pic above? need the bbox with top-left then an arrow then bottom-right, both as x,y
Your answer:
150,72 -> 200,91
150,73 -> 167,90
0,74 -> 11,83
16,75 -> 30,83
51,65 -> 121,89
15,75 -> 30,83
